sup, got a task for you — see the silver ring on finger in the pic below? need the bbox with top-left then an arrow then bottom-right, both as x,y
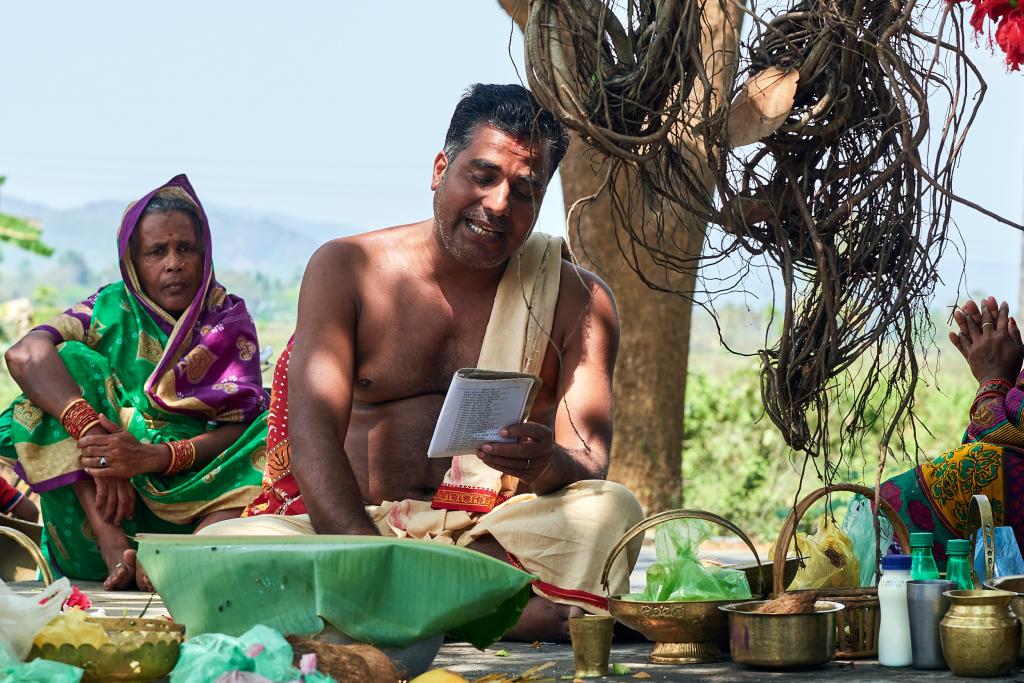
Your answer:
99,456 -> 108,468
525,458 -> 531,470
982,322 -> 994,329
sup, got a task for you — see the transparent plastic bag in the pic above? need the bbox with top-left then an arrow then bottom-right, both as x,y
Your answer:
784,514 -> 860,590
973,526 -> 1024,581
0,576 -> 71,660
636,519 -> 752,602
842,495 -> 894,586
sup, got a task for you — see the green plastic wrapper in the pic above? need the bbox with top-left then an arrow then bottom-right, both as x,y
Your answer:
0,642 -> 82,683
170,624 -> 332,683
629,519 -> 751,602
138,534 -> 534,648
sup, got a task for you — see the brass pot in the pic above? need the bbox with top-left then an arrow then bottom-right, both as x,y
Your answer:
983,575 -> 1024,663
940,590 -> 1020,678
720,600 -> 843,669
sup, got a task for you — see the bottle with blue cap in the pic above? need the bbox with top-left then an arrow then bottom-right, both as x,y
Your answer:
878,553 -> 913,666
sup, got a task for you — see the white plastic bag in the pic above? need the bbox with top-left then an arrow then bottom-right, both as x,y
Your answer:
0,576 -> 71,660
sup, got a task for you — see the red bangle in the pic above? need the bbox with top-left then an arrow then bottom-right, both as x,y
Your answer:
60,398 -> 101,440
978,379 -> 1013,396
162,439 -> 196,476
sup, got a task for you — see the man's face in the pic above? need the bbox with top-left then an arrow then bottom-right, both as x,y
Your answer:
131,211 -> 203,317
431,124 -> 550,269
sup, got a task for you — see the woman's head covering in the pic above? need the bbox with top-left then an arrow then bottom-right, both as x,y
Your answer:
118,173 -> 213,335
34,174 -> 268,423
124,175 -> 268,422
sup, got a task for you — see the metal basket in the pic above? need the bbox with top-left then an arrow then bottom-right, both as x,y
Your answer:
600,508 -> 763,664
771,483 -> 910,659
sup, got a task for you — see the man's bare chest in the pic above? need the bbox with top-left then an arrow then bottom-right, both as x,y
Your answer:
351,289 -> 496,403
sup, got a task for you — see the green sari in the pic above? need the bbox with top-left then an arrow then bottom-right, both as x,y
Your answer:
0,176 -> 268,580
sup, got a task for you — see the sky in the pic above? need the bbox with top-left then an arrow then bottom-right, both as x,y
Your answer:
0,1 -> 1021,307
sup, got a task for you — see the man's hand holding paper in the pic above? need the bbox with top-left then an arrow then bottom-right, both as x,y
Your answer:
479,421 -> 554,482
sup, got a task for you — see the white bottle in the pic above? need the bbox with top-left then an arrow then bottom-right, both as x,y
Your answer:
877,553 -> 913,666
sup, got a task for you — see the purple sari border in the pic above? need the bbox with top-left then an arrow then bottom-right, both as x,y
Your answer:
15,460 -> 91,494
33,325 -> 63,345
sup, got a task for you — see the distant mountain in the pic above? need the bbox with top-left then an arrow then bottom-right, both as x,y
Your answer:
0,196 -> 353,280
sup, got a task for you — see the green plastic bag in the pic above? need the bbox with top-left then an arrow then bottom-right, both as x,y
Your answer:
0,641 -> 82,683
634,519 -> 752,602
170,624 -> 333,683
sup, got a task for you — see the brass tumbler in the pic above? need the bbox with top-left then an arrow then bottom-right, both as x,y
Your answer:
569,615 -> 614,677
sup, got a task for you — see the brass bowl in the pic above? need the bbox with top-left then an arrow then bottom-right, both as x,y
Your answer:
29,616 -> 185,682
720,600 -> 844,669
608,595 -> 739,664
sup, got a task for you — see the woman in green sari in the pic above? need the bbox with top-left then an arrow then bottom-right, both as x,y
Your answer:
0,175 -> 268,590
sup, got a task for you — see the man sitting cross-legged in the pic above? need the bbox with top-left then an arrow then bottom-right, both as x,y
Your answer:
201,84 -> 644,642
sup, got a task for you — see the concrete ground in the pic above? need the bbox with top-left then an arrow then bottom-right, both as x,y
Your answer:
10,542 -> 1022,681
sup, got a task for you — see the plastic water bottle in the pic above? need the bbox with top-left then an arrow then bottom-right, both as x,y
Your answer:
946,539 -> 974,590
878,553 -> 913,667
909,532 -> 940,581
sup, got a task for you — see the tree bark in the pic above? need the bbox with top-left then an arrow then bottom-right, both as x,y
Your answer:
496,0 -> 742,512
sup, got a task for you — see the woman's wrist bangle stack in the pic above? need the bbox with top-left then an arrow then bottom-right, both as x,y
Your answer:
162,439 -> 196,476
60,398 -> 101,440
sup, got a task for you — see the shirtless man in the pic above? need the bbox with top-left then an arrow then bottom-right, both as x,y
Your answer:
209,84 -> 643,641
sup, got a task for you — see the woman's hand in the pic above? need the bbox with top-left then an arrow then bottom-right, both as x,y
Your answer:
79,414 -> 170,478
93,476 -> 136,525
953,299 -> 1024,384
950,297 -> 995,358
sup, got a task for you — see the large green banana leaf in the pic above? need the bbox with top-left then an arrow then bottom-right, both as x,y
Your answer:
138,534 -> 534,648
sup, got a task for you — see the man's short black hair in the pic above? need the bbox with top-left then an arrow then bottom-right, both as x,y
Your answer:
443,84 -> 569,181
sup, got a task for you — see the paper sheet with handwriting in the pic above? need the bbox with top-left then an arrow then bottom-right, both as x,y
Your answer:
427,370 -> 539,458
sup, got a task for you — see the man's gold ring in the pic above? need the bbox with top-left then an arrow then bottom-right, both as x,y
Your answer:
982,322 -> 995,329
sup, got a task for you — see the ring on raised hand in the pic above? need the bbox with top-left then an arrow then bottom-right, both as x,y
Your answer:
114,562 -> 126,570
99,456 -> 108,468
982,322 -> 995,329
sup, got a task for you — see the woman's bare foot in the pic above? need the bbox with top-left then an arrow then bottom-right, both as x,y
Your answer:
98,529 -> 136,590
124,548 -> 154,592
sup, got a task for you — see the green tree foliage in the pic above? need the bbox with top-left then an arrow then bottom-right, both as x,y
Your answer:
0,176 -> 53,257
681,357 -> 977,540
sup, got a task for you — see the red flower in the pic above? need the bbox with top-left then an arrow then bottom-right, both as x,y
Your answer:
908,499 -> 936,532
971,0 -> 1018,31
63,585 -> 92,611
880,481 -> 903,513
996,9 -> 1024,70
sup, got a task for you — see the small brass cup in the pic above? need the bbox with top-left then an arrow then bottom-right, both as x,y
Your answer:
569,615 -> 614,677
